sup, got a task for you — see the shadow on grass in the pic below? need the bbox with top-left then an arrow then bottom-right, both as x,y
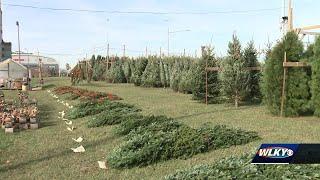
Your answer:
76,81 -> 109,87
175,106 -> 253,120
38,103 -> 57,128
0,135 -> 116,173
42,84 -> 56,90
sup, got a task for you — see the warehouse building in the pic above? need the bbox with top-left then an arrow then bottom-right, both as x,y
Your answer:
11,52 -> 59,77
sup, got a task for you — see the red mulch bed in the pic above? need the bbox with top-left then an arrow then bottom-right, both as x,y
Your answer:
53,86 -> 122,101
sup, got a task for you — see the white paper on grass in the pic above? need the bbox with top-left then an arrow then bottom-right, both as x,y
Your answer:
67,126 -> 75,131
98,161 -> 107,169
72,137 -> 83,143
65,121 -> 72,125
71,145 -> 85,153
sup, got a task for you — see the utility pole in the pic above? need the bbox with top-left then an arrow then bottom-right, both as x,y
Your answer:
123,44 -> 126,57
145,46 -> 148,57
167,28 -> 170,56
288,0 -> 293,31
16,21 -> 21,62
183,49 -> 186,56
107,43 -> 110,69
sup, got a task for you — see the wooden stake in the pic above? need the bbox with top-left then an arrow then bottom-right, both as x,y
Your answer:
280,51 -> 287,117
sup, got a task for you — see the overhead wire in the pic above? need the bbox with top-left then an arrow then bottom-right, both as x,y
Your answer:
3,3 -> 282,15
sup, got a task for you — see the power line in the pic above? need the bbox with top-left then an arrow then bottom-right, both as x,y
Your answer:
3,3 -> 282,15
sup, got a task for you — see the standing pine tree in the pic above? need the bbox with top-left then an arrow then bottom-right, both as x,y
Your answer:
141,57 -> 162,87
221,34 -> 248,108
123,58 -> 132,83
159,59 -> 168,87
243,41 -> 261,102
311,36 -> 320,116
192,46 -> 220,103
131,57 -> 148,86
170,60 -> 182,91
107,57 -> 126,83
262,31 -> 310,116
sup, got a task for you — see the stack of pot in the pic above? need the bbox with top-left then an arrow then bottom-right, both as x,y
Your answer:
0,91 -> 39,133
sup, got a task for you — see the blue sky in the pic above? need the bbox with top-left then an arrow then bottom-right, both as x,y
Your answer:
3,0 -> 320,67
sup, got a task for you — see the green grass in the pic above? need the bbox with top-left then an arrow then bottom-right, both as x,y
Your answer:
1,77 -> 320,179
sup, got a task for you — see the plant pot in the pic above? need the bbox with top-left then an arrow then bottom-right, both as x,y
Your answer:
30,118 -> 37,123
5,128 -> 14,133
19,117 -> 27,124
30,123 -> 39,129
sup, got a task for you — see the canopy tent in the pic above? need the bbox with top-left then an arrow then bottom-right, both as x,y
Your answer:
0,59 -> 28,83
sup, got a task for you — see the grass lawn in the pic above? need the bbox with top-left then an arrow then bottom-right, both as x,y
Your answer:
1,77 -> 320,179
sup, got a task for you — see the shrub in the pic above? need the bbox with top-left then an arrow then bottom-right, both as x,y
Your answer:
67,100 -> 111,119
114,115 -> 173,136
87,104 -> 141,127
107,122 -> 259,168
166,153 -> 320,179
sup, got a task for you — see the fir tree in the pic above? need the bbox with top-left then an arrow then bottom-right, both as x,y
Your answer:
192,46 -> 220,103
262,31 -> 310,116
107,58 -> 126,83
123,58 -> 132,83
159,60 -> 168,87
311,36 -> 320,116
131,57 -> 148,86
220,34 -> 248,107
170,60 -> 182,91
141,57 -> 162,87
178,62 -> 195,94
243,41 -> 261,102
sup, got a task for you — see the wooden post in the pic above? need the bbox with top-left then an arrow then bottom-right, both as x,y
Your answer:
280,52 -> 287,117
38,51 -> 43,87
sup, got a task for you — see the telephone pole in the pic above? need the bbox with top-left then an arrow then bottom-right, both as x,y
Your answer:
107,43 -> 110,69
16,21 -> 21,62
123,44 -> 126,57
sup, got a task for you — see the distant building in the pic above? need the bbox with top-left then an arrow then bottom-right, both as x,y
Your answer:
11,52 -> 60,77
0,0 -> 12,61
